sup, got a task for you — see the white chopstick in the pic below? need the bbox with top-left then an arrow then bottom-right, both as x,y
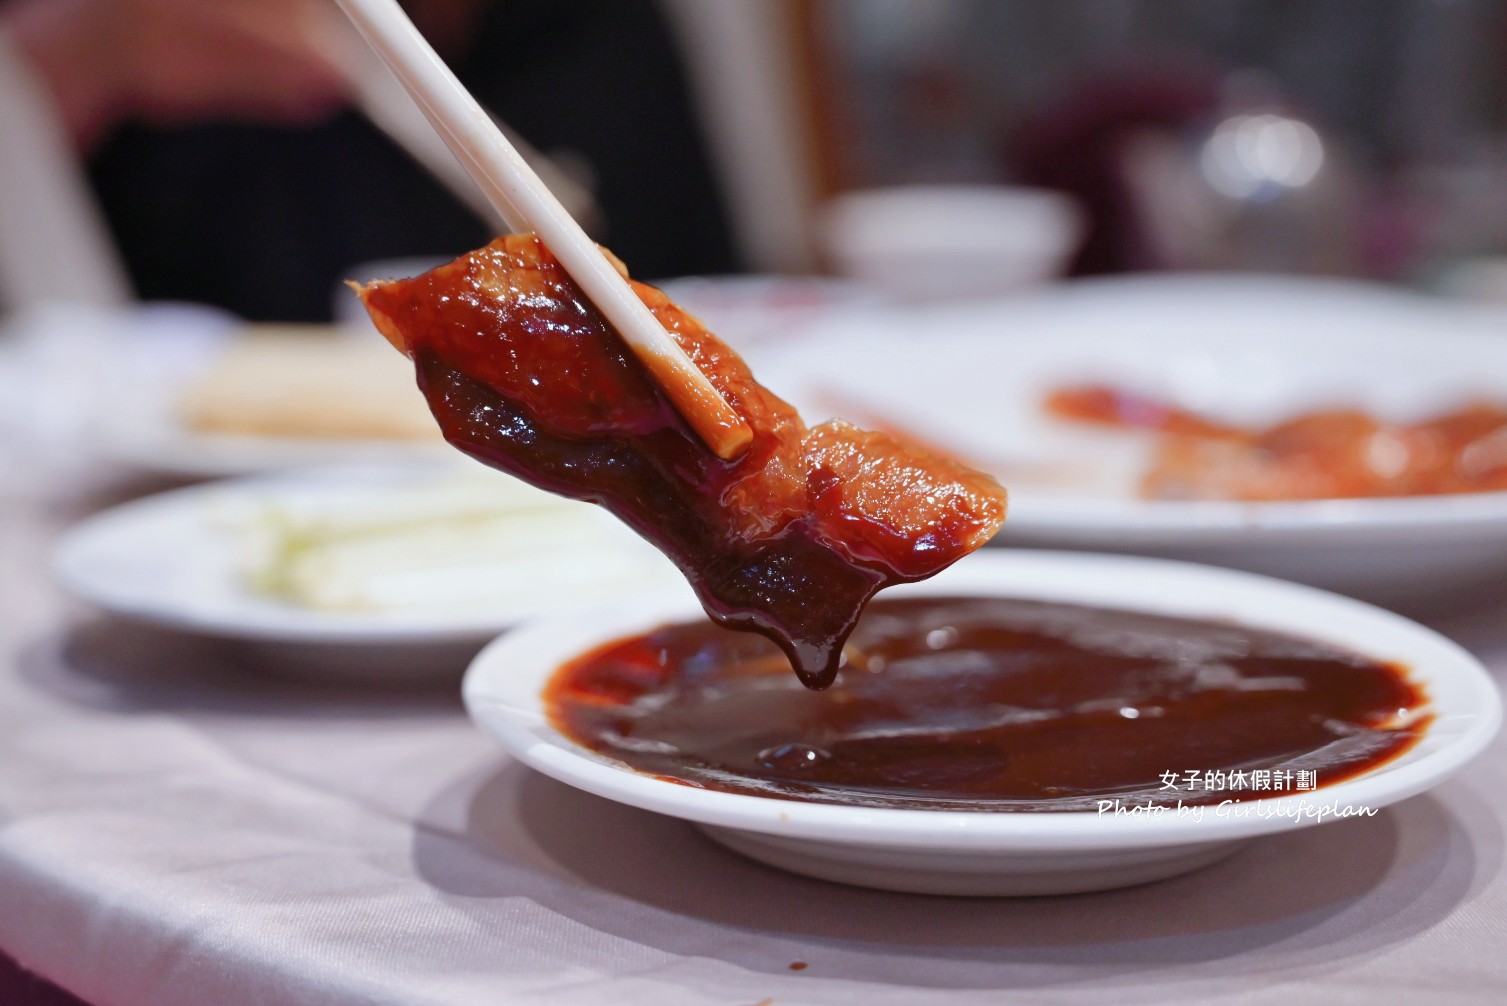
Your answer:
332,0 -> 753,459
318,19 -> 602,231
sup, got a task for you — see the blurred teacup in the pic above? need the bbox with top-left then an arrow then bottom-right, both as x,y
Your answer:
817,185 -> 1084,300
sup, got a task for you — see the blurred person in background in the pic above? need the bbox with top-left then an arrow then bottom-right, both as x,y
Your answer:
0,0 -> 738,319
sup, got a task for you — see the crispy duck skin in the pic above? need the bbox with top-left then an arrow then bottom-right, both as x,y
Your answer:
360,235 -> 1006,687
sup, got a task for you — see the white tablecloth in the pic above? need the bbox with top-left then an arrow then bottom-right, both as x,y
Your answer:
2,476 -> 1505,1006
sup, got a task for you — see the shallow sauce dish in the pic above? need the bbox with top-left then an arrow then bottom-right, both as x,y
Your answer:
463,550 -> 1499,896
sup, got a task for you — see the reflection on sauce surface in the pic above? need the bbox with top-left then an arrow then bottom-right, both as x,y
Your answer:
546,597 -> 1428,811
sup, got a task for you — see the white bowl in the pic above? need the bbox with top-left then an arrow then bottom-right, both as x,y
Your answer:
755,274 -> 1507,603
818,185 -> 1084,300
463,550 -> 1499,896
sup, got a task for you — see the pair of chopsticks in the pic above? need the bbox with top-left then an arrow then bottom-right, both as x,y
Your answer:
333,0 -> 752,460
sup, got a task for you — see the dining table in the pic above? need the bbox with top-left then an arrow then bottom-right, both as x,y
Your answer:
1,460 -> 1505,1006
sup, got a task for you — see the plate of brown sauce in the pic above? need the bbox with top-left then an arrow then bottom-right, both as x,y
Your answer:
463,551 -> 1498,896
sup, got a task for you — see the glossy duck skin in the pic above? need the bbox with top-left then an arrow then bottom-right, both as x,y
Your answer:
360,236 -> 1006,687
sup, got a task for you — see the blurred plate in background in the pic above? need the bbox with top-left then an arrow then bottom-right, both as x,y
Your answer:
100,321 -> 450,477
655,273 -> 885,348
53,463 -> 685,654
759,274 -> 1507,601
0,303 -> 452,480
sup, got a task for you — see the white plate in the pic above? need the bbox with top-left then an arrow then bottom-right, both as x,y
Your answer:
0,302 -> 451,479
53,464 -> 685,648
98,329 -> 450,479
101,421 -> 449,479
464,550 -> 1500,896
757,275 -> 1507,600
654,274 -> 886,347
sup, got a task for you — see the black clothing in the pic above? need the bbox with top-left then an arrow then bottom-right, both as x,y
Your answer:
87,0 -> 738,321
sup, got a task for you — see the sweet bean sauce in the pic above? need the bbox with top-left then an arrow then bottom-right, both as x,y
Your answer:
546,596 -> 1427,810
